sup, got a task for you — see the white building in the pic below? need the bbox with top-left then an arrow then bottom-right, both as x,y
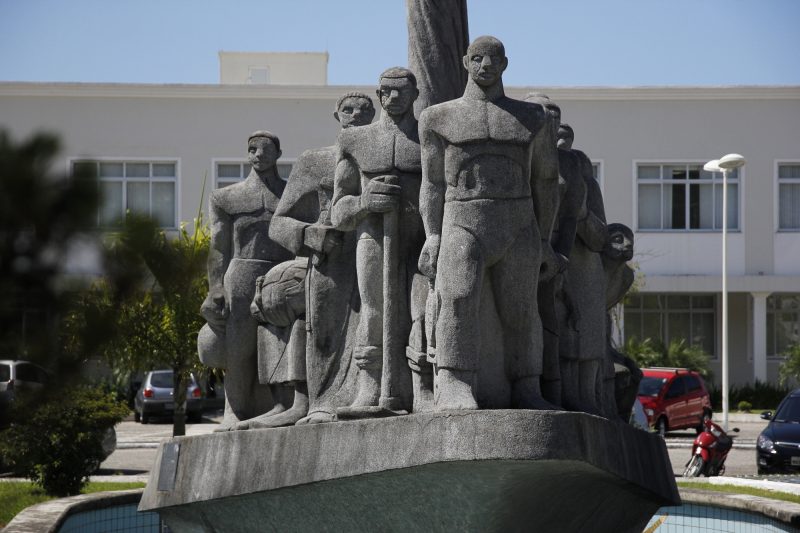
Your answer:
1,52 -> 798,387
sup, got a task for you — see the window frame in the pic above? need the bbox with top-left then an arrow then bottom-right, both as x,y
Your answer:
623,292 -> 718,361
67,156 -> 180,229
633,159 -> 741,233
766,293 -> 800,359
776,160 -> 800,232
211,157 -> 296,189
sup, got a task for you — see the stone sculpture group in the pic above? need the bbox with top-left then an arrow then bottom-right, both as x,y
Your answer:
198,36 -> 641,431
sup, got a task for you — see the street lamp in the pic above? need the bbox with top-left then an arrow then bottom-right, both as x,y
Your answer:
704,153 -> 745,432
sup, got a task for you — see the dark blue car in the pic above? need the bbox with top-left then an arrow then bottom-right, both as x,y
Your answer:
756,388 -> 800,474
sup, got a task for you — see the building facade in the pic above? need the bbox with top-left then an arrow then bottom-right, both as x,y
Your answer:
1,79 -> 798,387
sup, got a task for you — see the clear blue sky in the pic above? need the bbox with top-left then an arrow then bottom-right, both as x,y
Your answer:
1,0 -> 798,87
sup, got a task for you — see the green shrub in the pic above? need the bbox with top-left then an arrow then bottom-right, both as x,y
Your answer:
708,381 -> 791,411
737,400 -> 753,412
0,386 -> 129,496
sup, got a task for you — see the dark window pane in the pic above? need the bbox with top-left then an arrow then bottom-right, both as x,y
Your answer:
0,364 -> 9,382
150,372 -> 173,388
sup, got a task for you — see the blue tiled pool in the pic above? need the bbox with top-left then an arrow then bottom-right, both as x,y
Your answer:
645,503 -> 796,532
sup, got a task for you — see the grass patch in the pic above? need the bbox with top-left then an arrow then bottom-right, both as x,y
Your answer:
677,481 -> 800,505
0,481 -> 145,528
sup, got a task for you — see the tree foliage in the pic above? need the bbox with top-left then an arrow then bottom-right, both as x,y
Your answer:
778,344 -> 800,388
66,214 -> 211,436
624,337 -> 713,380
0,129 -> 98,371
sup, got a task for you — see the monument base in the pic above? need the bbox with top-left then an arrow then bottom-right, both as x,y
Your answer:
140,410 -> 678,532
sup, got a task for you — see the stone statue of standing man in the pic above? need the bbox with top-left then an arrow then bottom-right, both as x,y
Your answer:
199,131 -> 293,431
418,36 -> 561,410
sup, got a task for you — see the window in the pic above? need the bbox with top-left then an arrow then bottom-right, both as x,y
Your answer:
637,163 -> 738,231
767,294 -> 800,357
248,67 -> 270,84
214,160 -> 293,189
778,164 -> 800,230
666,378 -> 685,399
72,159 -> 177,228
624,293 -> 716,357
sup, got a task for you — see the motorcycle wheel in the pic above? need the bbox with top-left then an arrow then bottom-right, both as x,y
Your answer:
683,455 -> 705,477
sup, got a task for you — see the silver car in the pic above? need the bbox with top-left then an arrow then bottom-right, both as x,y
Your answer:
134,370 -> 204,424
0,359 -> 49,414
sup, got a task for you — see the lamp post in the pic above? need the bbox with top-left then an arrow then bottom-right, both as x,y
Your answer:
704,153 -> 745,431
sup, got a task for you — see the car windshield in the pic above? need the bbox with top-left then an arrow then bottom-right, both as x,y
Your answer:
773,397 -> 800,424
638,377 -> 667,397
150,372 -> 173,388
0,364 -> 9,382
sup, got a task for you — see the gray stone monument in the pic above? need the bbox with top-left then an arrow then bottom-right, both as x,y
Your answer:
148,16 -> 679,531
418,36 -> 561,411
198,131 -> 293,431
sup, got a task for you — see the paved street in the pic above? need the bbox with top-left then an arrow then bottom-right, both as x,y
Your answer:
99,412 -> 771,481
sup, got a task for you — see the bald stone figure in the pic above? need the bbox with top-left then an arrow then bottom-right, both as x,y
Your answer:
199,131 -> 293,431
418,36 -> 561,410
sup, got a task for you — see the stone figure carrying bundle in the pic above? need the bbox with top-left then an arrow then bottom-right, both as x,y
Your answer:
263,92 -> 377,425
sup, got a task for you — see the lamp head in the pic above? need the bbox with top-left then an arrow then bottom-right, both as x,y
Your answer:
718,153 -> 745,170
703,160 -> 721,173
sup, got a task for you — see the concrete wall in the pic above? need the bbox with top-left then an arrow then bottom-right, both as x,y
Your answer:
219,52 -> 328,85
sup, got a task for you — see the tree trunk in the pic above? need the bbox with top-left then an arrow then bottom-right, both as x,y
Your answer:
172,365 -> 186,437
406,0 -> 469,117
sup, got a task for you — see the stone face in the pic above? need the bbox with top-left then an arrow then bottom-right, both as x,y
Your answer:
198,132 -> 293,430
418,36 -> 560,411
140,411 -> 679,532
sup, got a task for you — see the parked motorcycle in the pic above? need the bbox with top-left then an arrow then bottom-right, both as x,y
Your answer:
683,418 -> 739,477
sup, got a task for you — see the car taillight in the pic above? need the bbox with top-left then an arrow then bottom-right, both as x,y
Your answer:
143,388 -> 154,398
191,387 -> 201,398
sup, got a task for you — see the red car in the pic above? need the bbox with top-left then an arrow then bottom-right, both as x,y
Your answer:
637,368 -> 712,437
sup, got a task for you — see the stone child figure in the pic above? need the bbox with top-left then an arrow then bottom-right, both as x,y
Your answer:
418,36 -> 561,410
602,223 -> 642,420
332,67 -> 431,416
199,131 -> 293,431
265,92 -> 377,425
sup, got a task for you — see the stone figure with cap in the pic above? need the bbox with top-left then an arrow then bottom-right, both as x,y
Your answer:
418,36 -> 561,410
243,92 -> 377,427
331,67 -> 432,417
198,130 -> 293,431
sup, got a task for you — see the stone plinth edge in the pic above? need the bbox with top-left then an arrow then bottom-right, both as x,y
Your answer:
140,410 -> 677,510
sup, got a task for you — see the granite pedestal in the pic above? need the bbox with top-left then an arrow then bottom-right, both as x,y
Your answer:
140,410 -> 678,532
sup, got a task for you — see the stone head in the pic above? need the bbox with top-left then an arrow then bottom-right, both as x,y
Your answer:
334,92 -> 375,129
247,131 -> 282,173
376,67 -> 418,117
526,93 -> 561,133
463,36 -> 507,87
557,123 -> 574,150
604,223 -> 634,262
